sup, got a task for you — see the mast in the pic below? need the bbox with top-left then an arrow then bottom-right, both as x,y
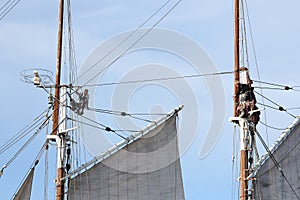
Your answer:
51,0 -> 65,199
52,1 -> 64,136
233,0 -> 240,116
233,0 -> 248,199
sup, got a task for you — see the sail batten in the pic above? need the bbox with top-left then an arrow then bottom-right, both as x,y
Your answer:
68,107 -> 185,200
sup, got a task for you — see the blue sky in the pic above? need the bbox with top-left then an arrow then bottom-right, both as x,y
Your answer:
1,0 -> 300,199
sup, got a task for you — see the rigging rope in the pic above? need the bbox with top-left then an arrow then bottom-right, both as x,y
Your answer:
255,129 -> 300,200
43,146 -> 48,200
254,86 -> 290,91
0,0 -> 21,20
0,116 -> 50,175
43,126 -> 49,200
256,102 -> 283,111
243,0 -> 270,146
88,107 -> 167,116
10,142 -> 46,199
253,80 -> 294,90
88,107 -> 162,123
73,0 -> 175,85
285,106 -> 300,111
0,117 -> 43,155
0,106 -> 51,155
240,0 -> 250,68
82,71 -> 235,87
259,121 -> 287,131
231,125 -> 239,200
77,0 -> 184,90
256,102 -> 300,112
67,0 -> 78,85
254,91 -> 297,118
67,117 -> 130,140
50,0 -> 91,177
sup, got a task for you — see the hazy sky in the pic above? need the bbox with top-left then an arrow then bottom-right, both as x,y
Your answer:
0,0 -> 300,199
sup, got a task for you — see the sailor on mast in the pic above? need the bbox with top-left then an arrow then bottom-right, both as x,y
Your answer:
69,88 -> 89,115
236,67 -> 260,125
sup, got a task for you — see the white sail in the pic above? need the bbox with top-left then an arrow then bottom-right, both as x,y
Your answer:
68,113 -> 185,200
252,116 -> 300,199
13,168 -> 34,200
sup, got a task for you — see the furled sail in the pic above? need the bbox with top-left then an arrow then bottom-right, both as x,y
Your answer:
68,112 -> 185,200
252,117 -> 300,199
13,168 -> 34,200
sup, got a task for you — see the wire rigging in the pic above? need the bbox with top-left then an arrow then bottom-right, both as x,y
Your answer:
240,0 -> 250,69
43,125 -> 49,200
67,0 -> 78,85
0,117 -> 43,155
78,0 -> 184,90
0,115 -> 50,177
83,70 -> 235,87
88,107 -> 166,122
256,102 -> 281,111
253,80 -> 300,93
243,0 -> 271,146
79,114 -> 138,133
253,86 -> 289,91
259,121 -> 287,131
285,106 -> 300,111
67,117 -> 130,140
0,0 -> 21,21
11,142 -> 46,199
67,103 -> 163,141
73,0 -> 174,84
253,80 -> 293,89
256,102 -> 300,112
254,91 -> 297,119
62,0 -> 80,152
231,125 -> 239,200
0,107 -> 51,155
255,129 -> 300,200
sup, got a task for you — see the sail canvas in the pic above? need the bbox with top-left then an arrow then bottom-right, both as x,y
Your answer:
68,114 -> 185,200
13,168 -> 34,200
254,117 -> 300,199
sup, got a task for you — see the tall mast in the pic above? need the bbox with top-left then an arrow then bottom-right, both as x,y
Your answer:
233,0 -> 249,200
233,0 -> 240,116
52,1 -> 64,136
52,0 -> 65,199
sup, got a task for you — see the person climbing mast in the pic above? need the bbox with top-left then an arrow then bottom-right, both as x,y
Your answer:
236,67 -> 260,125
69,88 -> 89,115
76,89 -> 89,114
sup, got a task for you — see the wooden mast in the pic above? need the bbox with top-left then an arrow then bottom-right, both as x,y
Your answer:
52,0 -> 65,199
234,0 -> 248,199
233,0 -> 240,117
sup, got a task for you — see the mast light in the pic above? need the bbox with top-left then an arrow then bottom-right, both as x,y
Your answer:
33,70 -> 40,85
